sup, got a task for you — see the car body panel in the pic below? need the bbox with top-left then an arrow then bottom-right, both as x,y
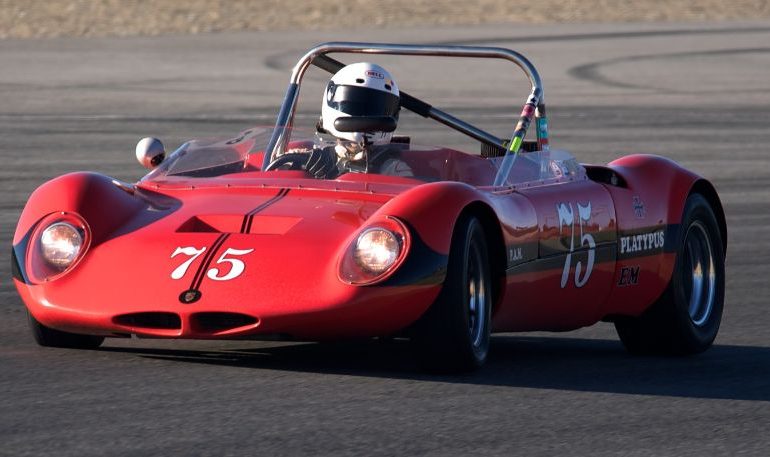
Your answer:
492,179 -> 617,331
13,149 -> 713,340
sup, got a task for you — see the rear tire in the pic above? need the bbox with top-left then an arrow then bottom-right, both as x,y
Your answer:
412,215 -> 492,372
615,193 -> 725,355
28,312 -> 104,349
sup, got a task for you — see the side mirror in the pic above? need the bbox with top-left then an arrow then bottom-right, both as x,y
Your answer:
136,137 -> 165,169
333,116 -> 397,133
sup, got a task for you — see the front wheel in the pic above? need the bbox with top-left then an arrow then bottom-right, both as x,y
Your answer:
28,312 -> 104,349
412,215 -> 492,372
615,193 -> 725,355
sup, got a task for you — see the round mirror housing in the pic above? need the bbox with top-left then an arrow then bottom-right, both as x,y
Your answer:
136,137 -> 165,169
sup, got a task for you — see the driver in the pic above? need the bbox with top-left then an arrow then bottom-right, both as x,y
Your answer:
306,62 -> 412,179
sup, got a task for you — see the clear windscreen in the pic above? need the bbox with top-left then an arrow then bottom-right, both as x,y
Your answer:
141,127 -> 274,180
141,125 -> 585,188
488,149 -> 586,187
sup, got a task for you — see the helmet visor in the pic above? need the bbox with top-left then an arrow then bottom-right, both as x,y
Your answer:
326,84 -> 400,117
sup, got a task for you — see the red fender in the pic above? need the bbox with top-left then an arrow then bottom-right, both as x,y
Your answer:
374,180 -> 491,256
609,154 -> 700,225
603,154 -> 725,316
14,172 -> 172,246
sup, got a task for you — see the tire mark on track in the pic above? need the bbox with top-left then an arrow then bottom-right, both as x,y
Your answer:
568,47 -> 770,90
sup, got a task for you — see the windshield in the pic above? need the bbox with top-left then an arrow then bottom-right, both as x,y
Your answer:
142,127 -> 271,181
142,126 -> 585,188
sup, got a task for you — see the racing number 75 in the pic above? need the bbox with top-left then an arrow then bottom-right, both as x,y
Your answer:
557,202 -> 596,288
170,246 -> 254,281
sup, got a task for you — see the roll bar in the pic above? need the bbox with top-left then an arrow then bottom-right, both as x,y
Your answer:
262,42 -> 549,186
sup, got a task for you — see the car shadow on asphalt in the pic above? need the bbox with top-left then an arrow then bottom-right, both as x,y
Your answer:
99,335 -> 770,402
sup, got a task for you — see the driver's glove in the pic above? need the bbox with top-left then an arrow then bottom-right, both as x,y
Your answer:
306,148 -> 337,179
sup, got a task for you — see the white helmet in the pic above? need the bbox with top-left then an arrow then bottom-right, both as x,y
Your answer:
321,62 -> 400,146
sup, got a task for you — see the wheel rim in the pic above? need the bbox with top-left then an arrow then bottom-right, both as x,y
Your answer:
682,221 -> 717,326
467,243 -> 488,349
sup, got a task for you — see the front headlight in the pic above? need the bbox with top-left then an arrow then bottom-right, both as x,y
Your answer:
339,217 -> 410,285
26,212 -> 90,283
354,228 -> 400,274
40,222 -> 83,269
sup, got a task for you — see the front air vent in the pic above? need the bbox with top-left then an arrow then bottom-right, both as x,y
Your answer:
177,215 -> 301,235
114,312 -> 182,329
191,312 -> 258,333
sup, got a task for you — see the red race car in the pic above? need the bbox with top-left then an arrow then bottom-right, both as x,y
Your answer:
12,42 -> 726,371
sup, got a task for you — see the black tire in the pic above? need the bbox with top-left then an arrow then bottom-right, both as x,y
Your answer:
28,312 -> 104,349
412,215 -> 492,372
615,193 -> 725,355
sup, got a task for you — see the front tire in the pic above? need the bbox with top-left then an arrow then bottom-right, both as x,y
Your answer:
28,312 -> 104,349
615,193 -> 725,355
412,215 -> 492,372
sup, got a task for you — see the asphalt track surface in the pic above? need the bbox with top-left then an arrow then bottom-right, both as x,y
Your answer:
2,22 -> 770,456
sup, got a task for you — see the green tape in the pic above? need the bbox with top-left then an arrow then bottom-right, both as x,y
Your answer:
508,135 -> 523,153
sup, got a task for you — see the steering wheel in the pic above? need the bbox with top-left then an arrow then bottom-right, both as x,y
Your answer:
264,152 -> 311,172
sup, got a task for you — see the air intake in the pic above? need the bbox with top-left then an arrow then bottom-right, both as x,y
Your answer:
191,312 -> 258,333
114,312 -> 182,329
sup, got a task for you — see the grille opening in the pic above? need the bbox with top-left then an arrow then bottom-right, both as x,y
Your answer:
114,312 -> 181,329
191,312 -> 258,333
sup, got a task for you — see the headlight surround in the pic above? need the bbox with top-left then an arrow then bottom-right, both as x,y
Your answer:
27,212 -> 91,283
339,217 -> 410,285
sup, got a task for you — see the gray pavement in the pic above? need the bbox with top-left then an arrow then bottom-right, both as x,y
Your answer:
1,22 -> 769,456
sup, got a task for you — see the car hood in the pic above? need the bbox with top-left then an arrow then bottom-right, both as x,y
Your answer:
36,182 -> 407,314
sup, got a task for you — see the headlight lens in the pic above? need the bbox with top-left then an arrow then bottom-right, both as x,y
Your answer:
354,228 -> 400,274
40,222 -> 83,269
339,217 -> 410,285
25,212 -> 91,283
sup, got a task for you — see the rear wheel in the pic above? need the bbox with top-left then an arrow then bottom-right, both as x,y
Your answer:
28,312 -> 104,349
413,215 -> 492,372
615,193 -> 724,355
